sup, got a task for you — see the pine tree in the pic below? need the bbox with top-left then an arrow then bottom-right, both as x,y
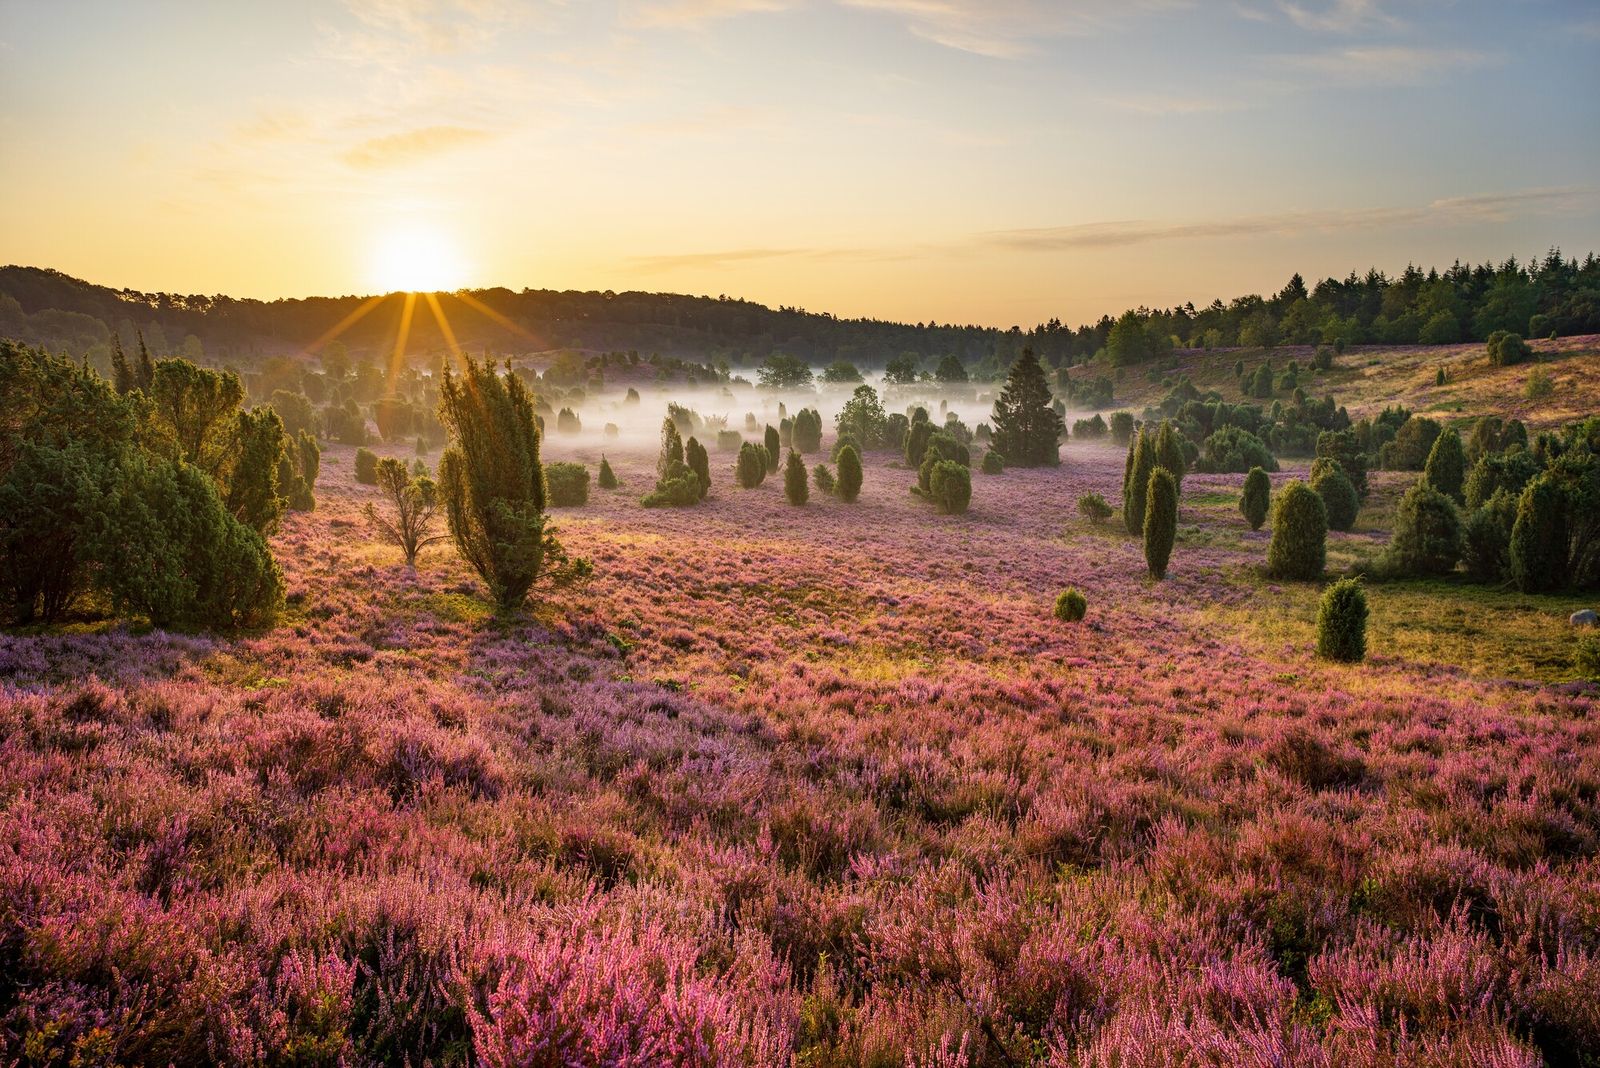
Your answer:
110,334 -> 134,394
135,330 -> 155,391
989,348 -> 1063,466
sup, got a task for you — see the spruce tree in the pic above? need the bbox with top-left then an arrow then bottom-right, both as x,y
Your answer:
989,348 -> 1063,466
135,330 -> 155,391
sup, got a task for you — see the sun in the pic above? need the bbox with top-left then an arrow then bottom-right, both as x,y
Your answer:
368,226 -> 467,294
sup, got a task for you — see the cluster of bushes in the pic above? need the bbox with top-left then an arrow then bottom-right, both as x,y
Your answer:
811,445 -> 862,503
910,421 -> 972,514
1071,413 -> 1108,440
791,408 -> 823,453
1119,421 -> 1187,578
1374,416 -> 1600,592
643,419 -> 708,507
1,341 -> 303,629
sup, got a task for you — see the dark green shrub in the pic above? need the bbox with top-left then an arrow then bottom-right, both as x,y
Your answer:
1143,467 -> 1178,579
1122,427 -> 1156,535
736,442 -> 767,488
812,463 -> 835,496
1241,467 -> 1271,531
716,429 -> 742,452
355,446 -> 379,485
226,406 -> 288,535
1510,475 -> 1568,592
1054,588 -> 1086,622
1153,421 -> 1187,489
1378,416 -> 1440,471
1311,462 -> 1359,532
597,456 -> 618,489
1316,429 -> 1368,500
784,450 -> 808,505
1461,491 -> 1516,582
685,436 -> 710,499
1316,579 -> 1367,663
764,425 -> 781,473
904,419 -> 934,467
1464,449 -> 1539,510
437,356 -> 587,611
835,445 -> 863,502
1385,480 -> 1462,576
1198,426 -> 1277,474
989,349 -> 1063,466
1487,330 -> 1532,367
1110,411 -> 1135,445
928,461 -> 970,514
544,462 -> 590,507
1078,492 -> 1113,524
792,409 -> 823,454
641,465 -> 701,507
1577,635 -> 1600,681
556,407 -> 581,434
279,429 -> 320,512
1423,427 -> 1466,503
1267,480 -> 1326,580
981,450 -> 1005,474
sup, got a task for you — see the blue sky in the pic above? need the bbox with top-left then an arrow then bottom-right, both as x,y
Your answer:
1,0 -> 1596,325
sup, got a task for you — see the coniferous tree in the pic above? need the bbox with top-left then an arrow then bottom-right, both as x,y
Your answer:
1509,474 -> 1567,592
135,330 -> 155,391
1123,427 -> 1157,535
764,425 -> 780,473
658,418 -> 685,481
437,356 -> 586,611
1317,579 -> 1368,662
835,444 -> 863,503
597,455 -> 619,490
223,406 -> 286,535
685,436 -> 710,500
1423,426 -> 1467,504
1154,421 -> 1187,490
784,450 -> 808,505
735,442 -> 767,488
1267,480 -> 1327,580
110,334 -> 134,394
990,348 -> 1063,466
1144,466 -> 1178,578
1241,467 -> 1271,530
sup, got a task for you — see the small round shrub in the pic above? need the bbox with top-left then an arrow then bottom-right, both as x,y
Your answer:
1486,330 -> 1531,367
1524,368 -> 1554,401
928,460 -> 970,515
735,442 -> 767,488
354,446 -> 379,485
1240,467 -> 1271,531
1267,480 -> 1326,580
1054,588 -> 1086,623
544,461 -> 590,507
1143,467 -> 1178,579
1310,462 -> 1359,532
1078,492 -> 1113,524
835,445 -> 862,503
597,456 -> 618,490
783,450 -> 808,505
1385,480 -> 1462,576
981,450 -> 1005,474
1316,578 -> 1367,663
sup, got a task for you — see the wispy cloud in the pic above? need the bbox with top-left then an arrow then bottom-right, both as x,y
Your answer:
841,0 -> 1192,58
1101,93 -> 1245,116
621,0 -> 796,28
1273,0 -> 1399,33
1267,45 -> 1494,87
342,125 -> 493,168
624,187 -> 1597,272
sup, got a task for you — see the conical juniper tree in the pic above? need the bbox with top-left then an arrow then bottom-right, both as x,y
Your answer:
989,348 -> 1063,467
437,356 -> 588,612
1123,427 -> 1157,535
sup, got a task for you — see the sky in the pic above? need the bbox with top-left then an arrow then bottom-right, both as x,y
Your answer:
1,0 -> 1597,328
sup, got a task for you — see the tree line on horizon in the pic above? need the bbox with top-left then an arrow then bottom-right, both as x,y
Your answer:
1,249 -> 1597,374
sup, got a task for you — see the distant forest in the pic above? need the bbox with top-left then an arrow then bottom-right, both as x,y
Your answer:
2,250 -> 1597,375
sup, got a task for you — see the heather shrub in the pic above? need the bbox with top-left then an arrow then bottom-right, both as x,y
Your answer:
1143,466 -> 1177,579
736,442 -> 767,488
764,425 -> 781,473
1384,480 -> 1462,576
1267,480 -> 1326,580
1310,461 -> 1359,532
1240,467 -> 1271,530
784,450 -> 809,505
927,461 -> 970,514
812,463 -> 835,496
981,450 -> 1004,474
1423,426 -> 1466,503
355,446 -> 379,485
438,356 -> 587,611
1316,578 -> 1367,662
1509,474 -> 1567,592
685,436 -> 710,499
1078,492 -> 1113,524
1054,588 -> 1086,622
1198,426 -> 1277,474
597,455 -> 618,489
544,461 -> 591,507
1486,329 -> 1532,367
365,456 -> 445,567
835,445 -> 862,503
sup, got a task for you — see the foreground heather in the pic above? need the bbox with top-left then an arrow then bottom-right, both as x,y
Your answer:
3,440 -> 1597,1067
